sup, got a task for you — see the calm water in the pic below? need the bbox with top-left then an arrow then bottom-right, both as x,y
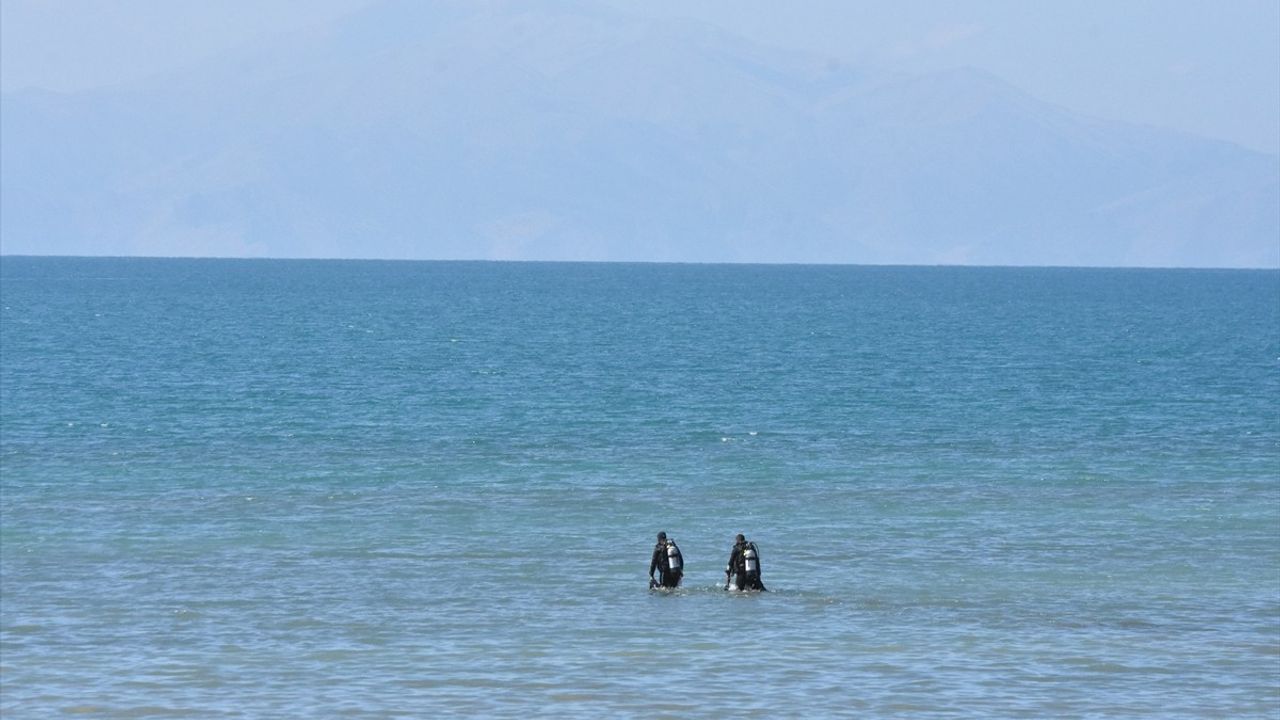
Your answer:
1,257 -> 1277,718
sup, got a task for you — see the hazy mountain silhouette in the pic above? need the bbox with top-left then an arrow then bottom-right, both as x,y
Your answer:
3,0 -> 1276,267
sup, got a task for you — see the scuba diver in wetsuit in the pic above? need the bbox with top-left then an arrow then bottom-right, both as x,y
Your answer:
725,533 -> 766,591
648,531 -> 684,589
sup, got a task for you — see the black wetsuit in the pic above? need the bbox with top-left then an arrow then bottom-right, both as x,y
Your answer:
726,541 -> 766,591
649,540 -> 683,588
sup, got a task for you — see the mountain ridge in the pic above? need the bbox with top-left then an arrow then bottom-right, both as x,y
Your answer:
2,1 -> 1276,267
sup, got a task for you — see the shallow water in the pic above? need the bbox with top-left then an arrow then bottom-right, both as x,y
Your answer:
2,258 -> 1277,718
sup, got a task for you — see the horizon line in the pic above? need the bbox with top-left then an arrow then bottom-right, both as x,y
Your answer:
1,253 -> 1276,272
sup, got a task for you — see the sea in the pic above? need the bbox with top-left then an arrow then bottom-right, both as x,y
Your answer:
1,256 -> 1277,719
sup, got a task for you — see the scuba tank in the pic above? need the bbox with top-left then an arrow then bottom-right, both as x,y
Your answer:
743,543 -> 759,575
666,541 -> 683,572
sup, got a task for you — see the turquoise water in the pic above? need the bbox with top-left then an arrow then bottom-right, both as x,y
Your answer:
2,257 -> 1277,718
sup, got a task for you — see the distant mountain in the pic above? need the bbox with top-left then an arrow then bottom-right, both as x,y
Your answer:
2,0 -> 1277,267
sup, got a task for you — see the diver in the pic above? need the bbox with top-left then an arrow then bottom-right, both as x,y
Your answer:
649,531 -> 684,589
724,533 -> 767,591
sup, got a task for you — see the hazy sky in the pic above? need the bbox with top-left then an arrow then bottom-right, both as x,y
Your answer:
2,0 -> 1278,154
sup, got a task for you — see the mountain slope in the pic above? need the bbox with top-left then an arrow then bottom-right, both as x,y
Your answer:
2,0 -> 1276,266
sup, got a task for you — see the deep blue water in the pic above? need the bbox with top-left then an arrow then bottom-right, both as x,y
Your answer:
2,257 -> 1278,718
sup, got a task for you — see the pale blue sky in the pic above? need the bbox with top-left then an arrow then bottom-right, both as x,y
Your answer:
2,0 -> 1277,266
3,0 -> 1278,154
